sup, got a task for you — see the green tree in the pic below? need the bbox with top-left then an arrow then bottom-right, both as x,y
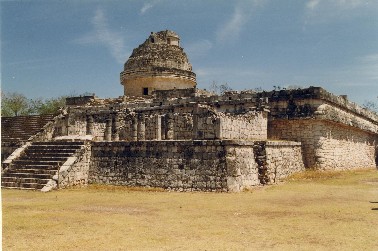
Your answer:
1,92 -> 31,116
31,96 -> 66,115
1,92 -> 68,117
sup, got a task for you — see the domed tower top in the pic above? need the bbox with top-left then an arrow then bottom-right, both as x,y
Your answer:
120,30 -> 196,97
149,30 -> 180,46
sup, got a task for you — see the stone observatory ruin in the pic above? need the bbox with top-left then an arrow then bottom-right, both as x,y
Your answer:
2,30 -> 378,192
121,30 -> 196,96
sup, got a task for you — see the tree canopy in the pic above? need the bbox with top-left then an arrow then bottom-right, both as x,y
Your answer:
1,92 -> 67,117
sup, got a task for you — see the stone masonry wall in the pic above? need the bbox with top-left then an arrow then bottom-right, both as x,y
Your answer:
269,119 -> 376,170
57,141 -> 92,188
88,140 -> 304,192
122,76 -> 196,97
89,141 -> 228,192
64,102 -> 268,142
219,112 -> 267,140
225,142 -> 259,192
265,141 -> 305,182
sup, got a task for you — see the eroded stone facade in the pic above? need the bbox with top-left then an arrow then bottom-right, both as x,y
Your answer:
89,140 -> 304,192
121,30 -> 196,96
263,87 -> 378,169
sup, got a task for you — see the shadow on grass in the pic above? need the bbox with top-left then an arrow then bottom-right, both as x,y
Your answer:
370,201 -> 378,210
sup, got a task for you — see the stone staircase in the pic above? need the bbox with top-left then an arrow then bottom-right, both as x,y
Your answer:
1,114 -> 55,143
2,141 -> 84,190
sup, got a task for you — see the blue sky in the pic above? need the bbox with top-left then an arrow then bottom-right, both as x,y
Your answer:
1,0 -> 377,105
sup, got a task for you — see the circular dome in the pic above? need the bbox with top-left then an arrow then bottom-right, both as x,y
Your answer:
120,30 -> 196,97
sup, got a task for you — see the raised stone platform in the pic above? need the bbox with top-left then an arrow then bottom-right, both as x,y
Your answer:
89,140 -> 304,192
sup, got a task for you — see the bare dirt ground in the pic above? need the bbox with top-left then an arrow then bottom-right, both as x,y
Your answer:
2,168 -> 378,250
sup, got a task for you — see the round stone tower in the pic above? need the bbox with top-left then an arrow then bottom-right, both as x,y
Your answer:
120,30 -> 197,96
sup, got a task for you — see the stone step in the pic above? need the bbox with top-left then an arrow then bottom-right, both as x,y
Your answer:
1,186 -> 37,191
2,177 -> 50,184
24,152 -> 74,157
26,145 -> 82,150
1,139 -> 83,190
12,160 -> 63,166
1,181 -> 45,190
9,167 -> 59,173
6,169 -> 57,176
27,145 -> 82,150
22,156 -> 69,161
10,162 -> 56,167
21,182 -> 45,189
25,149 -> 80,154
33,141 -> 84,146
3,172 -> 54,179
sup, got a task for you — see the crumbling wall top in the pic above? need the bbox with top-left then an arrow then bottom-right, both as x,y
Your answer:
123,30 -> 193,72
257,86 -> 378,124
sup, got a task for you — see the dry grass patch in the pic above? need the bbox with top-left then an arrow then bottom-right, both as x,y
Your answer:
287,168 -> 345,181
2,168 -> 378,250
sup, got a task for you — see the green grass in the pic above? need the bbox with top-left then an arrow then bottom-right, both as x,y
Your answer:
2,168 -> 378,250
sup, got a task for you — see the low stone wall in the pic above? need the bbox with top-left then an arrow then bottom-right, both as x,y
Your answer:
269,119 -> 376,169
225,142 -> 259,192
89,141 -> 229,191
57,141 -> 92,188
88,140 -> 304,192
266,141 -> 305,182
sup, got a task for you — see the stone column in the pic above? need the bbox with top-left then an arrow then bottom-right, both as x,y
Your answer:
112,113 -> 119,141
131,116 -> 138,141
86,115 -> 94,135
64,116 -> 70,135
166,113 -> 174,140
155,115 -> 162,140
137,114 -> 145,141
104,117 -> 112,141
215,117 -> 222,139
192,104 -> 199,140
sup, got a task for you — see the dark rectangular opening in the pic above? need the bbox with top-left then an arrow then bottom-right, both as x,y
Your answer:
143,88 -> 149,95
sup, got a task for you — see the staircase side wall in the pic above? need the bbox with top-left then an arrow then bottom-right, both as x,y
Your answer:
1,142 -> 22,162
29,120 -> 56,142
1,142 -> 31,173
57,142 -> 92,188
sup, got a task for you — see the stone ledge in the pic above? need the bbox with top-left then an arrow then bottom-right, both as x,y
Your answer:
54,135 -> 93,141
266,141 -> 301,146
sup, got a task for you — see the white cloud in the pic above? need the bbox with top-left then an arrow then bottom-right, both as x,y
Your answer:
306,0 -> 320,10
303,0 -> 376,27
306,0 -> 368,10
140,0 -> 160,15
74,7 -> 127,64
305,0 -> 373,18
216,1 -> 266,44
216,6 -> 249,44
